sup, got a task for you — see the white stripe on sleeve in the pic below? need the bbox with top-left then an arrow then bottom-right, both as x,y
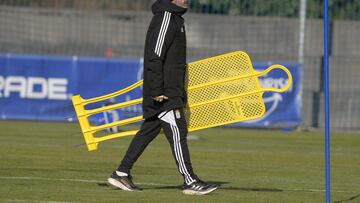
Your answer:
155,11 -> 171,57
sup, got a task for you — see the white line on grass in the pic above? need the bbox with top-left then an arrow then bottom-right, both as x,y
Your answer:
0,176 -> 353,193
0,176 -> 168,186
4,199 -> 74,203
283,188 -> 341,193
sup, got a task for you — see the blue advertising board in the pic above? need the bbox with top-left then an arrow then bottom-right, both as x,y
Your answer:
0,54 -> 300,128
0,54 -> 143,121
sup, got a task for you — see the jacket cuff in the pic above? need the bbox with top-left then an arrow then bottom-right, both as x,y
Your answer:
151,88 -> 164,97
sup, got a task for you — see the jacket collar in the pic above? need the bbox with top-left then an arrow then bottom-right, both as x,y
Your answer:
152,0 -> 187,16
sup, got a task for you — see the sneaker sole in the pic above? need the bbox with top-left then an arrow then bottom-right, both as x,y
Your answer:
107,178 -> 138,192
183,186 -> 218,195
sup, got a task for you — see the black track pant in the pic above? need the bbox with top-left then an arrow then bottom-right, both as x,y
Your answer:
117,108 -> 198,185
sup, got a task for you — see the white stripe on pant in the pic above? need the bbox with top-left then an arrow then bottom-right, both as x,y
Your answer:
159,110 -> 196,185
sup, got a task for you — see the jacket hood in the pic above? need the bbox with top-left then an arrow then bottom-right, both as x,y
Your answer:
152,0 -> 188,16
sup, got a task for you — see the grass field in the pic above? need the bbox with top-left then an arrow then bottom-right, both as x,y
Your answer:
0,120 -> 359,203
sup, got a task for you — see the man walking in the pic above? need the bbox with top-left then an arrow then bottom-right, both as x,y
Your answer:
107,0 -> 218,195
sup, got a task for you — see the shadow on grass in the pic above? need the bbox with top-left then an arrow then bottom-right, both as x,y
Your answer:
98,181 -> 283,193
334,194 -> 360,203
221,186 -> 283,192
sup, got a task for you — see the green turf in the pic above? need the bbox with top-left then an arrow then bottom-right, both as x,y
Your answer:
0,120 -> 359,203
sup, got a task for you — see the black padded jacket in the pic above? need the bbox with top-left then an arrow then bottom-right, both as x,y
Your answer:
142,0 -> 188,119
